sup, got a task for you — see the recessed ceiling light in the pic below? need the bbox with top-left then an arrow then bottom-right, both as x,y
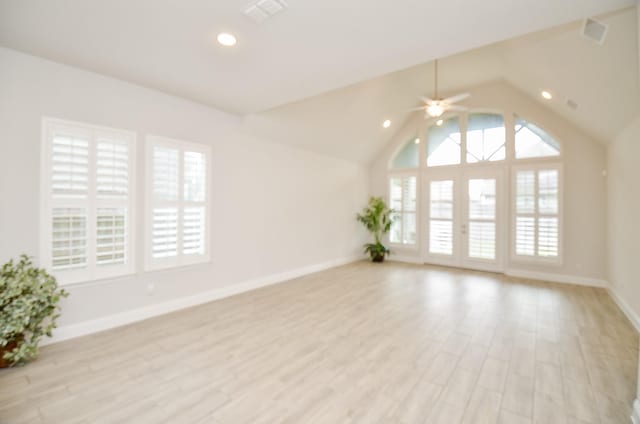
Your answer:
436,119 -> 444,126
217,33 -> 237,47
382,120 -> 391,128
414,138 -> 420,144
541,90 -> 553,100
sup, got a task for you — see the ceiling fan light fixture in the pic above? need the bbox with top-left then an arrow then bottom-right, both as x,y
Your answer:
427,102 -> 445,118
436,119 -> 444,126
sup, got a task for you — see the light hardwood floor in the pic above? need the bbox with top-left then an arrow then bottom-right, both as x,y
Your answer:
0,262 -> 638,423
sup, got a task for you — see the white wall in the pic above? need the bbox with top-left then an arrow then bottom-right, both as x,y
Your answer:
0,47 -> 369,329
370,80 -> 607,282
607,115 -> 640,322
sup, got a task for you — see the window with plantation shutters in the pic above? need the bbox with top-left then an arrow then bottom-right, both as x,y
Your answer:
389,176 -> 417,246
41,118 -> 135,284
146,136 -> 210,270
513,165 -> 561,262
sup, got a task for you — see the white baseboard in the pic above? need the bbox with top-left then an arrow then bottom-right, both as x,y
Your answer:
43,255 -> 361,346
632,399 -> 640,424
505,269 -> 608,288
608,287 -> 640,333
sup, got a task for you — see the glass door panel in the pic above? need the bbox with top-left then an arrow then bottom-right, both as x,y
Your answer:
467,179 -> 496,260
429,180 -> 454,255
425,169 -> 503,272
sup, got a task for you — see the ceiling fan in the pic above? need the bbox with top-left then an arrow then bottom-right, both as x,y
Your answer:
410,59 -> 470,119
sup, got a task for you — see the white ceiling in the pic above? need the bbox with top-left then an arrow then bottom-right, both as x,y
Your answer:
243,7 -> 640,163
0,0 -> 635,114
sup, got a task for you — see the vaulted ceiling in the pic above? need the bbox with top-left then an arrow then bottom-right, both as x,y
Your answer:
0,1 -> 637,164
243,7 -> 639,163
0,0 -> 635,115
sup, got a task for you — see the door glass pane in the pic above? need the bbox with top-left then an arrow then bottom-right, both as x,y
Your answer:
468,179 -> 496,219
516,217 -> 535,256
466,113 -> 506,163
430,221 -> 453,255
468,222 -> 496,260
429,180 -> 454,255
427,118 -> 461,167
467,178 -> 497,260
403,213 -> 417,245
430,180 -> 453,219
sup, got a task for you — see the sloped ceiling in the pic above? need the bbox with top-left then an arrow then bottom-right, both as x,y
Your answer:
0,0 -> 634,114
243,7 -> 640,163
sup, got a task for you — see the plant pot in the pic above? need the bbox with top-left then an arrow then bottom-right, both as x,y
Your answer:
371,253 -> 386,263
0,336 -> 22,368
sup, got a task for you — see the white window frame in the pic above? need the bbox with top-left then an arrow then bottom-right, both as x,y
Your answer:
40,117 -> 136,285
388,173 -> 419,248
145,135 -> 211,271
510,163 -> 563,265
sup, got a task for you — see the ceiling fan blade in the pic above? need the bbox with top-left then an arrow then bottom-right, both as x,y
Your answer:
442,93 -> 470,104
419,96 -> 435,104
407,106 -> 427,112
447,105 -> 468,112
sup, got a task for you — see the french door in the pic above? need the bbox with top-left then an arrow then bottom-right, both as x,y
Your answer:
424,168 -> 504,272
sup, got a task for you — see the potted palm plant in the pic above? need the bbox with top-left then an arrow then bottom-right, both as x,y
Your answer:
356,196 -> 395,262
0,255 -> 68,367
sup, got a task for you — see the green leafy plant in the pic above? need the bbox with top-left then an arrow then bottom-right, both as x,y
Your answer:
356,196 -> 395,262
0,255 -> 68,366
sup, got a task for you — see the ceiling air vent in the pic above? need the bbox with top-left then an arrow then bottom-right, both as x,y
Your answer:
243,0 -> 288,24
566,98 -> 579,111
581,17 -> 608,45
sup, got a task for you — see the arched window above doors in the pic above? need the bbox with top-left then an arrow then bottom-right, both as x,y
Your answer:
427,117 -> 461,167
466,113 -> 506,163
515,117 -> 561,159
388,111 -> 561,168
390,134 -> 420,169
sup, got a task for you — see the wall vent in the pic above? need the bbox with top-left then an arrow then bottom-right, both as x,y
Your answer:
581,17 -> 608,45
565,98 -> 579,111
243,0 -> 288,24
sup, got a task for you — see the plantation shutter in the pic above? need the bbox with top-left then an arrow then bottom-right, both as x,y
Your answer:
50,131 -> 90,271
152,208 -> 179,258
42,119 -> 135,284
152,146 -> 180,259
183,151 -> 206,255
52,208 -> 88,270
514,167 -> 560,260
96,208 -> 127,265
51,135 -> 90,198
538,170 -> 559,257
147,137 -> 210,270
515,171 -> 536,256
96,140 -> 129,198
